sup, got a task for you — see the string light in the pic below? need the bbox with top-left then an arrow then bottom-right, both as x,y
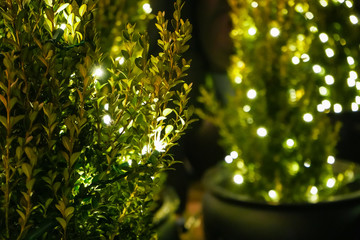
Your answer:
324,75 -> 335,85
312,64 -> 322,74
115,56 -> 125,65
230,151 -> 239,159
247,89 -> 257,99
225,155 -> 233,164
345,0 -> 353,8
347,56 -> 355,65
248,27 -> 257,36
268,190 -> 279,201
301,53 -> 310,62
351,102 -> 359,111
325,48 -> 335,58
257,127 -> 268,137
103,115 -> 111,125
286,138 -> 295,147
251,1 -> 258,8
327,155 -> 335,164
310,186 -> 318,195
326,178 -> 336,188
292,56 -> 300,65
243,105 -> 251,112
349,15 -> 359,24
92,67 -> 104,78
235,76 -> 242,84
334,103 -> 342,113
303,113 -> 313,122
270,27 -> 281,37
319,33 -> 329,43
142,3 -> 152,14
233,174 -> 244,184
60,23 -> 67,30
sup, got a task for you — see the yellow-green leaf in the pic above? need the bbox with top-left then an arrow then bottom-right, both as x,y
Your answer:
16,210 -> 26,220
64,206 -> 74,217
165,125 -> 174,135
55,3 -> 69,14
56,217 -> 67,230
25,147 -> 37,166
67,13 -> 74,26
0,95 -> 7,108
22,163 -> 32,179
70,152 -> 81,168
163,108 -> 172,116
79,4 -> 87,17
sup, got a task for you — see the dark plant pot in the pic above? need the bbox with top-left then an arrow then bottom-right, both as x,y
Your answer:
202,161 -> 360,240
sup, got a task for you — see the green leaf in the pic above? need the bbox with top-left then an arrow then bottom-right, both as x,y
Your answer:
10,115 -> 24,128
56,217 -> 66,230
67,13 -> 74,26
163,108 -> 172,117
26,178 -> 36,191
55,3 -> 70,14
64,206 -> 74,218
79,4 -> 87,17
16,209 -> 26,221
25,147 -> 37,166
0,95 -> 7,108
22,163 -> 32,179
70,152 -> 81,168
62,136 -> 71,152
165,125 -> 174,135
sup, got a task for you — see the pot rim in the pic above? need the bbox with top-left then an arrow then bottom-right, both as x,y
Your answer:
203,160 -> 360,210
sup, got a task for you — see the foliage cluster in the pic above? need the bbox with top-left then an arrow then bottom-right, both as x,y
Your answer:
199,0 -> 359,203
0,0 -> 192,239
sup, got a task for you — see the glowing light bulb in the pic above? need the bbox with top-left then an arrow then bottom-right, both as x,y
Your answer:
326,178 -> 336,188
356,96 -> 360,104
310,186 -> 318,195
350,15 -> 359,24
347,56 -> 355,65
104,103 -> 109,110
247,89 -> 257,99
142,3 -> 152,14
243,105 -> 251,112
327,156 -> 335,164
292,56 -> 300,65
319,86 -> 328,96
286,138 -> 295,148
319,0 -> 328,7
103,115 -> 111,125
257,127 -> 268,137
325,75 -> 335,85
319,33 -> 329,43
225,155 -> 233,164
305,12 -> 314,20
303,113 -> 313,122
351,102 -> 359,111
93,67 -> 104,78
312,64 -> 322,74
60,23 -> 67,30
230,151 -> 239,159
304,160 -> 311,168
349,71 -> 358,80
268,190 -> 279,201
251,1 -> 258,8
322,100 -> 331,109
301,53 -> 310,62
345,0 -> 353,8
248,27 -> 257,36
233,174 -> 244,184
334,103 -> 342,113
235,76 -> 242,84
347,78 -> 356,87
325,48 -> 334,58
317,104 -> 325,112
270,27 -> 280,37
115,56 -> 125,65
310,26 -> 318,33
